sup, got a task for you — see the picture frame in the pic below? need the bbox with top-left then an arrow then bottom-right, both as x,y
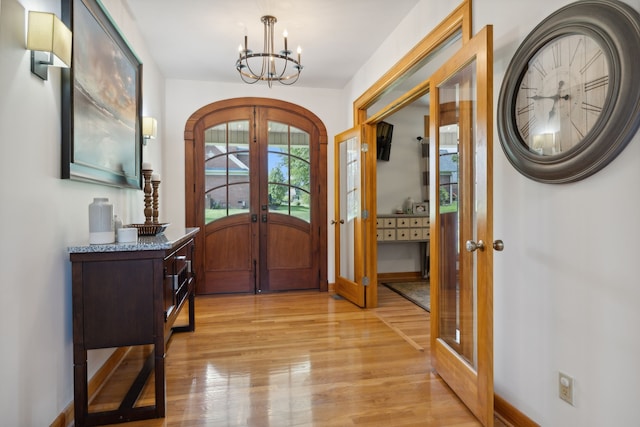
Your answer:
413,202 -> 429,214
61,0 -> 143,189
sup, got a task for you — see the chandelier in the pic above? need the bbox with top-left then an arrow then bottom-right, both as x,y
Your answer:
236,15 -> 303,87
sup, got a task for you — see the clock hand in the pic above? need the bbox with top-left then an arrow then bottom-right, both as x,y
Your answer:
551,80 -> 568,121
528,80 -> 570,101
528,94 -> 570,101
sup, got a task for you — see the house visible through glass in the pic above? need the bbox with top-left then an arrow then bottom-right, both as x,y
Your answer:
204,120 -> 251,223
204,120 -> 311,224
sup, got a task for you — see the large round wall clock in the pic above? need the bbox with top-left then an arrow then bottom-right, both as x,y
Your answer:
497,0 -> 640,183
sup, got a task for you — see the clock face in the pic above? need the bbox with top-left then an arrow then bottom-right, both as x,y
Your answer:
514,34 -> 610,156
497,0 -> 640,183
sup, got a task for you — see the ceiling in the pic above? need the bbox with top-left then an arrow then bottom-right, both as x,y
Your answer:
122,0 -> 422,89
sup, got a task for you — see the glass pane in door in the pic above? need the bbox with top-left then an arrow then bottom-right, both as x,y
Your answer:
204,120 -> 250,223
267,122 -> 311,222
338,135 -> 360,282
437,59 -> 477,368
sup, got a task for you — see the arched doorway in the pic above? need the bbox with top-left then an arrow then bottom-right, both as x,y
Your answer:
185,98 -> 328,294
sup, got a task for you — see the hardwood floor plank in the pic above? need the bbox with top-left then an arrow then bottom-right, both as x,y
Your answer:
91,286 -> 487,426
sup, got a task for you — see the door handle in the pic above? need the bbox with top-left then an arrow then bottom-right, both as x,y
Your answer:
493,240 -> 504,251
262,214 -> 267,223
465,240 -> 485,252
251,214 -> 258,222
330,219 -> 345,225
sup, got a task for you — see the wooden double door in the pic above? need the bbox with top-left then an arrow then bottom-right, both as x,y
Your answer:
185,98 -> 328,294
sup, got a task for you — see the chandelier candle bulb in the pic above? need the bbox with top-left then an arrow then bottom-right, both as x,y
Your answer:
283,29 -> 288,52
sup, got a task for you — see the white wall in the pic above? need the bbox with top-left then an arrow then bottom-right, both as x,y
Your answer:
0,0 -> 163,425
480,0 -> 640,425
349,0 -> 640,425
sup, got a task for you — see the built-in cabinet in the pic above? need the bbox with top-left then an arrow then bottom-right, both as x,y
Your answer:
377,214 -> 430,277
377,214 -> 430,242
68,227 -> 198,426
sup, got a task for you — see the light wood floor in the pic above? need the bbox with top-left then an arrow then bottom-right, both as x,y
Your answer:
91,286 -> 506,426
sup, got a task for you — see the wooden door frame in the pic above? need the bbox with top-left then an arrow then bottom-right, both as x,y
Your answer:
350,0 -> 472,308
184,97 -> 329,294
429,25 -> 494,426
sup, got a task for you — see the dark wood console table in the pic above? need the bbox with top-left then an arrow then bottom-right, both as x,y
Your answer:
68,227 -> 199,426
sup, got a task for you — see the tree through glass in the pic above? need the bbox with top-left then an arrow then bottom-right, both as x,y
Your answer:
267,121 -> 311,222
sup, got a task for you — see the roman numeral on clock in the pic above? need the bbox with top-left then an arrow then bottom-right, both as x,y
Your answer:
584,76 -> 608,91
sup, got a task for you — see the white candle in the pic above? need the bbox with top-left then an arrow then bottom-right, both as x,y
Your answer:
152,174 -> 161,181
142,162 -> 152,170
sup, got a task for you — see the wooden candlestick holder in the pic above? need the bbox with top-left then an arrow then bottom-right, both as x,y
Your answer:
142,169 -> 153,224
151,179 -> 160,224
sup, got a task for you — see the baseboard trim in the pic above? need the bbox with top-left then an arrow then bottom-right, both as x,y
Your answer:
495,393 -> 539,427
50,347 -> 130,427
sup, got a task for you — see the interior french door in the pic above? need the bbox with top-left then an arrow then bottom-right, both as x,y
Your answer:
430,26 -> 494,426
186,100 -> 325,294
333,126 -> 367,307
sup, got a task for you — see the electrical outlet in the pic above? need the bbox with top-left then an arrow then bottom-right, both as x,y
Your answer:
559,372 -> 574,405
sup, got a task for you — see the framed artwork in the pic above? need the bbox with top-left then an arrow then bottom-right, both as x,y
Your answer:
61,0 -> 142,189
413,202 -> 428,214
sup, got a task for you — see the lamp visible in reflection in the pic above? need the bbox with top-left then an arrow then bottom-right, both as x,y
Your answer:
26,11 -> 72,80
531,133 -> 556,156
142,117 -> 157,145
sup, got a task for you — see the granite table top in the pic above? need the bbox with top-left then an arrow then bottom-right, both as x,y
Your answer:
68,226 -> 199,253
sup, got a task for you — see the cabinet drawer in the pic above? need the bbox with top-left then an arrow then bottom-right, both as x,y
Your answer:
383,218 -> 396,228
397,218 -> 410,228
397,229 -> 410,240
164,240 -> 194,319
422,228 -> 430,239
422,217 -> 430,227
383,229 -> 396,240
410,228 -> 423,240
410,217 -> 423,227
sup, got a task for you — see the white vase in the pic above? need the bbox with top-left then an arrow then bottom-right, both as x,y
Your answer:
403,197 -> 414,214
89,198 -> 114,244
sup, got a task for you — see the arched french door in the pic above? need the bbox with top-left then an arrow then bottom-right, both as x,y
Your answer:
185,98 -> 328,294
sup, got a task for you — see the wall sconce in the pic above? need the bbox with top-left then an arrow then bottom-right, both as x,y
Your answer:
26,11 -> 72,81
142,117 -> 157,145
